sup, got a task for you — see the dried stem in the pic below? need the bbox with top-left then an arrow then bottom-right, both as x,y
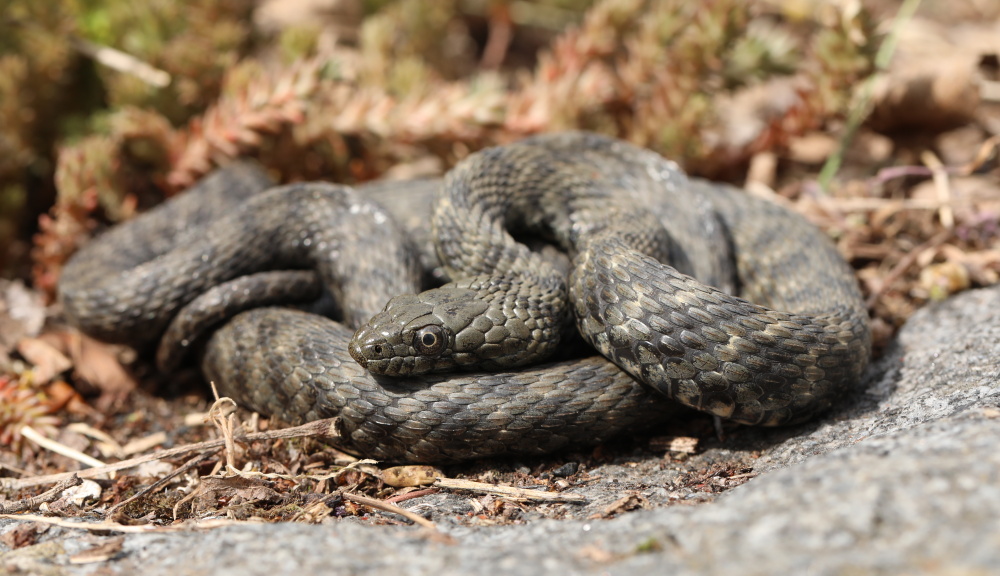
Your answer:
0,474 -> 82,514
3,418 -> 341,491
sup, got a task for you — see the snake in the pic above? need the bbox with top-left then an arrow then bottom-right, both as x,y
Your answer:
352,132 -> 870,424
58,132 -> 871,463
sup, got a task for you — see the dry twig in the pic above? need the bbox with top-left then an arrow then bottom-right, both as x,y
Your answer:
20,425 -> 108,470
433,478 -> 587,503
71,37 -> 171,88
340,491 -> 441,532
105,451 -> 219,517
3,418 -> 341,491
865,229 -> 953,309
0,474 -> 82,514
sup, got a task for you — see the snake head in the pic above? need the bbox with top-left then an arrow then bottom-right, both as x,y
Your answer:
349,287 -> 491,376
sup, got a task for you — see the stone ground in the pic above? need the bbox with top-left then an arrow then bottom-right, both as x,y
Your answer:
3,285 -> 1000,575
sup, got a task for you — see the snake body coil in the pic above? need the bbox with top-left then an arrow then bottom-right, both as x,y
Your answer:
58,133 -> 871,462
352,133 -> 870,426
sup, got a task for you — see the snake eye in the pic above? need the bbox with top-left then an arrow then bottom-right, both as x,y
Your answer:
414,326 -> 445,356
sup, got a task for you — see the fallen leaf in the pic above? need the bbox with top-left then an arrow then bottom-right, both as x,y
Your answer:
713,76 -> 805,152
787,132 -> 837,164
43,380 -> 91,416
193,476 -> 285,515
38,330 -> 137,411
869,55 -> 980,132
935,125 -> 988,166
16,338 -> 72,385
63,480 -> 104,507
132,460 -> 177,480
0,522 -> 49,549
0,280 -> 46,367
917,260 -> 971,300
41,479 -> 104,514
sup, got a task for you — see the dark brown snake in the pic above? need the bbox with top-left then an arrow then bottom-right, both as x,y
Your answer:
58,132 -> 871,463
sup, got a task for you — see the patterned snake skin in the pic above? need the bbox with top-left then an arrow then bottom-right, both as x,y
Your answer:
58,132 -> 871,462
351,133 -> 871,427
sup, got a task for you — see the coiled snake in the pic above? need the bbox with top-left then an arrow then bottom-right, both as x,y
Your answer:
58,132 -> 870,463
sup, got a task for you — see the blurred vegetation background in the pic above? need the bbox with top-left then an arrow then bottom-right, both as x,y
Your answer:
1,0 -> 889,284
6,0 -> 999,313
1,0 -> 256,278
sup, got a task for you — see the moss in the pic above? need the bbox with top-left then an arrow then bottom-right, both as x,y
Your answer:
634,537 -> 664,554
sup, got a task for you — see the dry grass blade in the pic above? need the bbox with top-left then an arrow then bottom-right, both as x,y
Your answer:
920,150 -> 954,229
3,418 -> 341,491
434,478 -> 587,503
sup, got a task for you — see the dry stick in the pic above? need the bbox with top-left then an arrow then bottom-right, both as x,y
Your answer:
105,450 -> 220,517
0,474 -> 83,514
341,491 -> 440,532
827,197 -> 957,213
870,136 -> 999,187
385,488 -> 440,504
865,229 -> 953,309
3,418 -> 341,491
434,478 -> 587,503
71,37 -> 170,88
963,135 -> 1000,174
480,3 -> 513,70
67,423 -> 124,457
20,425 -> 109,470
921,150 -> 954,229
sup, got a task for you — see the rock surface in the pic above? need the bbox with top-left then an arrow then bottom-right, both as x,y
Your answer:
4,286 -> 1000,575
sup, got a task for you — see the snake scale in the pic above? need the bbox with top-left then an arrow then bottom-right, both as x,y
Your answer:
58,132 -> 871,463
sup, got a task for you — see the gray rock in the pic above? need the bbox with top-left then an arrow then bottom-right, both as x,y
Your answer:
4,286 -> 1000,575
